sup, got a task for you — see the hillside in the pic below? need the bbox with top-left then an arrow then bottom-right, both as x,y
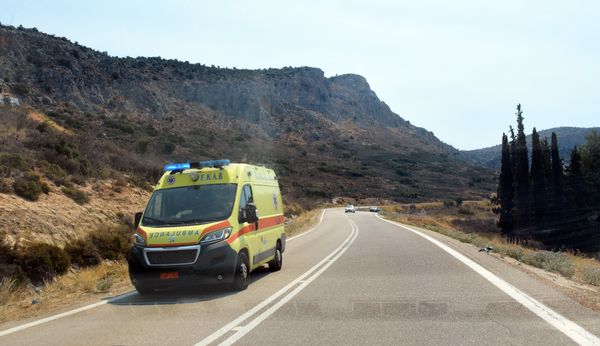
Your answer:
458,127 -> 600,170
0,24 -> 498,207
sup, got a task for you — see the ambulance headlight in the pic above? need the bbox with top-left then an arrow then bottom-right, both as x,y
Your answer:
133,233 -> 147,246
200,227 -> 232,243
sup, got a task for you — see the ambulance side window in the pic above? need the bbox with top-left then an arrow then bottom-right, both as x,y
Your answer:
239,185 -> 254,210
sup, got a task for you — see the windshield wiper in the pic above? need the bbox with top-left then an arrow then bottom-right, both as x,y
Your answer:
172,218 -> 221,225
142,216 -> 167,225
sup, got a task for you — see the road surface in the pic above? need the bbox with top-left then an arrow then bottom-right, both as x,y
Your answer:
2,208 -> 600,345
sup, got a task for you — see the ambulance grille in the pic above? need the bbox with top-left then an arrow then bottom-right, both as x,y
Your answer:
143,246 -> 200,266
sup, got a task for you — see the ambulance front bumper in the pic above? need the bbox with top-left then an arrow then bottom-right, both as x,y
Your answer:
128,240 -> 238,288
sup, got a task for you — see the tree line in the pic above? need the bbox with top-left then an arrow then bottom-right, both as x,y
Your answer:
492,104 -> 600,251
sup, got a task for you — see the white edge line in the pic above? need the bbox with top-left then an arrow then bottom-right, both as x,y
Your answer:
377,215 -> 600,346
0,291 -> 138,338
195,213 -> 356,346
216,219 -> 360,346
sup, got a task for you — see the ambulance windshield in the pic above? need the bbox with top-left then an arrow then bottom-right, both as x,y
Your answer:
141,184 -> 237,226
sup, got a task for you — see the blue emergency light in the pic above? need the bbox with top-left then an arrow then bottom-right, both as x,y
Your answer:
165,159 -> 230,171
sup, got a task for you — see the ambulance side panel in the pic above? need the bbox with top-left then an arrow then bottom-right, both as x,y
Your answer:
251,182 -> 285,268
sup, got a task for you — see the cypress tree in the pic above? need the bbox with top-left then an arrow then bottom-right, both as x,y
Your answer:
566,147 -> 585,216
512,104 -> 531,243
530,128 -> 548,241
496,133 -> 514,241
549,132 -> 565,243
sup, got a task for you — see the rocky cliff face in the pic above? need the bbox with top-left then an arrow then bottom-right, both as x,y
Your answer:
0,24 -> 454,151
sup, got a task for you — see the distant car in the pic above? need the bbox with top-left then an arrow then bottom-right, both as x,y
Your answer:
370,207 -> 381,212
345,205 -> 355,213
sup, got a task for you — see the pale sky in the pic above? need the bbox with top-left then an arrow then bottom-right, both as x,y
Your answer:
1,0 -> 598,150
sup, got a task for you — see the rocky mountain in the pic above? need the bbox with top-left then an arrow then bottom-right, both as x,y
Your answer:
458,127 -> 599,170
0,24 -> 496,208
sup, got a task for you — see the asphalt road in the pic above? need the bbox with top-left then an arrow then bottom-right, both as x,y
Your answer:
2,208 -> 600,345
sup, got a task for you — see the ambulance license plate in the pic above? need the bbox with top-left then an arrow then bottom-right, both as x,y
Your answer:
160,272 -> 179,279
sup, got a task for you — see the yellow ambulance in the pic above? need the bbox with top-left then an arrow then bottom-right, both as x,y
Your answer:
128,160 -> 285,294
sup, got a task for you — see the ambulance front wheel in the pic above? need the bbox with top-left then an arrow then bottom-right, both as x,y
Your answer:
268,242 -> 283,272
232,251 -> 249,291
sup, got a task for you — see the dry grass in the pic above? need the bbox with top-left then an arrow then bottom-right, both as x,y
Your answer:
0,261 -> 133,324
381,205 -> 600,288
285,208 -> 322,237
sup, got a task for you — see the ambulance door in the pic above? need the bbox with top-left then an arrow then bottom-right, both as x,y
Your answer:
239,184 -> 260,267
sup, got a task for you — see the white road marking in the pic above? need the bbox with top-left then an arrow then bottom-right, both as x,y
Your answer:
0,291 -> 138,337
195,218 -> 359,346
378,215 -> 600,346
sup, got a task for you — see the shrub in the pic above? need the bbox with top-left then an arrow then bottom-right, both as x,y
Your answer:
64,238 -> 101,268
47,111 -> 60,117
454,197 -> 464,206
56,57 -> 73,69
103,119 -> 134,133
18,243 -> 71,283
13,172 -> 50,201
90,224 -> 132,260
521,251 -> 576,277
0,153 -> 31,172
0,179 -> 12,194
112,71 -> 120,79
12,83 -> 29,95
40,161 -> 67,183
581,266 -> 600,286
65,118 -> 83,130
61,186 -> 89,205
443,199 -> 454,207
145,125 -> 159,136
96,276 -> 114,291
395,167 -> 410,177
458,207 -> 475,215
163,142 -> 176,154
134,138 -> 150,153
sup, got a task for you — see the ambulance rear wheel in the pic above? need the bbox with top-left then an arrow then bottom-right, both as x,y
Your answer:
268,243 -> 282,272
232,252 -> 249,291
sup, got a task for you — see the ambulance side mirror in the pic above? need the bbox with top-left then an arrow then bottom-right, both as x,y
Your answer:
240,203 -> 259,224
134,212 -> 142,229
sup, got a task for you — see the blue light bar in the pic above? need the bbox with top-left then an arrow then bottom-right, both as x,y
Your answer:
165,163 -> 190,171
164,160 -> 230,171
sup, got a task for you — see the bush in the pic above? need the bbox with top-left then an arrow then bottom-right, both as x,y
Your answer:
61,186 -> 89,205
65,118 -> 83,130
163,142 -> 176,154
454,197 -> 464,206
111,72 -> 120,79
56,57 -> 73,69
521,251 -> 576,277
90,224 -> 132,260
443,199 -> 454,207
458,207 -> 475,215
0,153 -> 31,172
18,243 -> 71,283
64,238 -> 101,268
134,139 -> 150,153
13,172 -> 50,201
103,119 -> 134,134
0,179 -> 12,194
395,167 -> 410,176
11,83 -> 29,95
581,266 -> 600,286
